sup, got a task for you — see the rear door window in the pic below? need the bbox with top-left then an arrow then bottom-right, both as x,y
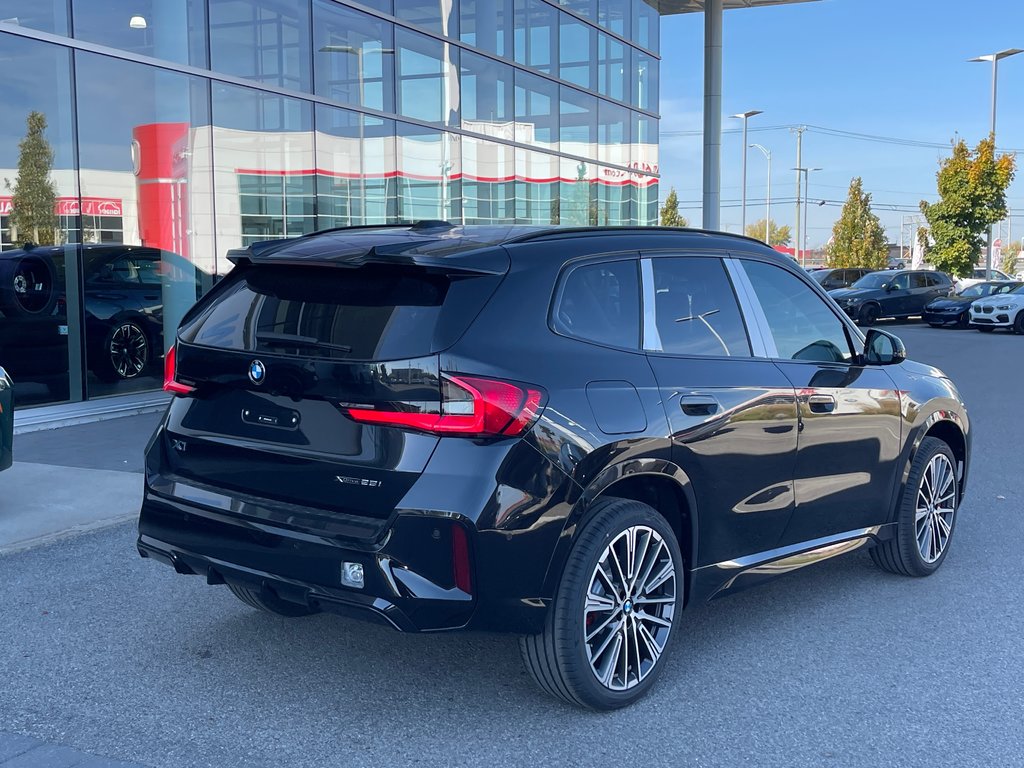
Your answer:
551,258 -> 640,349
644,256 -> 750,357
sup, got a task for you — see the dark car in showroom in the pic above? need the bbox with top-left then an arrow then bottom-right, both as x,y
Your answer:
829,269 -> 954,325
139,223 -> 971,710
808,267 -> 873,291
923,280 -> 1021,328
0,364 -> 11,472
0,244 -> 210,399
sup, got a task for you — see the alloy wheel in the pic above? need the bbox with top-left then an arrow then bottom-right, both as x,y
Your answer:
915,453 -> 956,564
584,525 -> 676,691
109,323 -> 149,379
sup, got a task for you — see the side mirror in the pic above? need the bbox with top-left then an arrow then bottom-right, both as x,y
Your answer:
884,282 -> 897,292
863,328 -> 906,366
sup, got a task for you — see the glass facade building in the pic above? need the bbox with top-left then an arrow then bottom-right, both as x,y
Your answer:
0,0 -> 659,407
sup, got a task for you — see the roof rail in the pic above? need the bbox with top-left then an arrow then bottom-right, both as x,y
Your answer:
502,225 -> 773,249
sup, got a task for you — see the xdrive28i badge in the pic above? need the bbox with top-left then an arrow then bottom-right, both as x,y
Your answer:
248,359 -> 266,385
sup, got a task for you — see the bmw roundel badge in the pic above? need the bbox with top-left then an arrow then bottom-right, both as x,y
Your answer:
248,359 -> 266,385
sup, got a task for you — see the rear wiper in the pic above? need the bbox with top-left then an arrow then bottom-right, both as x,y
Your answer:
255,331 -> 352,354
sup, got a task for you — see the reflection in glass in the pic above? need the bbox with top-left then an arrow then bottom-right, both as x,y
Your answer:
633,111 -> 658,174
394,0 -> 458,37
463,137 -> 514,224
514,0 -> 557,76
633,47 -> 658,111
0,34 -> 75,406
316,104 -> 397,227
396,123 -> 459,222
461,51 -> 513,135
632,0 -> 658,53
560,86 -> 596,159
212,82 -> 315,255
598,0 -> 629,37
595,164 -> 631,225
560,157 -> 595,226
460,0 -> 513,58
558,0 -> 596,20
314,1 -> 395,113
0,0 -> 67,34
559,14 -> 595,90
515,149 -> 559,225
395,27 -> 460,126
598,32 -> 626,102
515,70 -> 557,153
75,52 -> 214,398
209,0 -> 311,91
598,100 -> 629,167
71,0 -> 207,67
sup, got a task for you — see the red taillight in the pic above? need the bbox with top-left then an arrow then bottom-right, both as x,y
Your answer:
451,524 -> 472,594
344,374 -> 545,438
163,343 -> 195,395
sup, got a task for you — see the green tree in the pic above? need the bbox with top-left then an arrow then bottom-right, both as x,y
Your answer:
1002,241 -> 1022,276
659,187 -> 688,227
9,111 -> 58,246
919,137 -> 1016,278
824,177 -> 888,269
744,218 -> 791,246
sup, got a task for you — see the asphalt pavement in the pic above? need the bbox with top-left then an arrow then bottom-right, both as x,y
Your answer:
0,323 -> 1022,767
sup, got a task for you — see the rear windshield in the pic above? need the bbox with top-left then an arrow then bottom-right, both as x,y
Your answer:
181,264 -> 492,360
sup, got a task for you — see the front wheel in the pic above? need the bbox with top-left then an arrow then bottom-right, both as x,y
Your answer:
957,312 -> 970,329
857,304 -> 880,326
1014,311 -> 1024,335
519,498 -> 683,710
93,320 -> 150,383
870,437 -> 959,577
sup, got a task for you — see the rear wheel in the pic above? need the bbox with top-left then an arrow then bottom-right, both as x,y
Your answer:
0,252 -> 58,317
1013,311 -> 1024,335
858,304 -> 880,326
227,582 -> 318,617
519,497 -> 683,710
93,320 -> 150,383
870,437 -> 959,577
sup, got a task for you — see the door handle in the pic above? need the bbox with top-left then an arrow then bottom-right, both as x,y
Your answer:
680,395 -> 719,416
807,394 -> 836,413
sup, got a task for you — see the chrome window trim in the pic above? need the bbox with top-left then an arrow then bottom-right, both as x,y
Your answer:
724,257 -> 775,358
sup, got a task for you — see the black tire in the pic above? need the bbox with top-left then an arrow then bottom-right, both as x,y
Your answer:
227,582 -> 318,617
0,252 -> 58,317
870,437 -> 959,577
1014,311 -> 1024,335
977,326 -> 994,333
857,304 -> 880,326
956,312 -> 970,330
92,320 -> 150,383
927,322 -> 942,329
519,497 -> 683,710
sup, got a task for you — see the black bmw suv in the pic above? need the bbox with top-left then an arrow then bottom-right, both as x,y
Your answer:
139,223 -> 970,710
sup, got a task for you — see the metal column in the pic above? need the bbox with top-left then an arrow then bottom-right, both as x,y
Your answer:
702,0 -> 723,231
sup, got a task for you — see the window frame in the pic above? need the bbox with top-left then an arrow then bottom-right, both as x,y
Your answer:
731,254 -> 866,366
547,251 -> 644,353
638,251 -> 756,360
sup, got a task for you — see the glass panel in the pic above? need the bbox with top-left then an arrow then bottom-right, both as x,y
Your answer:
460,50 -> 513,134
0,34 -> 76,406
743,260 -> 853,363
316,104 -> 397,227
632,111 -> 658,174
460,0 -> 513,58
595,166 -> 631,225
462,136 -> 515,224
0,0 -> 67,34
559,86 -> 596,159
557,0 -> 596,20
515,70 -> 557,153
514,0 -> 557,76
633,47 -> 657,111
553,259 -> 639,349
209,0 -> 311,91
598,0 -> 628,37
515,149 -> 559,224
71,0 -> 207,67
559,14 -> 594,90
394,0 -> 458,37
313,1 -> 394,113
76,53 -> 215,399
396,123 -> 459,222
395,27 -> 459,126
598,32 -> 626,101
598,99 -> 629,166
560,157 -> 596,226
212,82 -> 315,259
631,0 -> 658,53
635,175 -> 657,225
649,257 -> 751,357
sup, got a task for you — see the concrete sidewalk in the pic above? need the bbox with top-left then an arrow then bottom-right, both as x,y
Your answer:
0,412 -> 162,554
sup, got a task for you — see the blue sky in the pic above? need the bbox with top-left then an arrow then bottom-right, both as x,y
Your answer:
658,0 -> 1024,249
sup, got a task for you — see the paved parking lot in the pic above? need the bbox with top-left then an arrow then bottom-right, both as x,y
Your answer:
1,323 -> 1022,767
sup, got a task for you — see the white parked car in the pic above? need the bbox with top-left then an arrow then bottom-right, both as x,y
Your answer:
969,284 -> 1024,333
956,267 -> 1014,291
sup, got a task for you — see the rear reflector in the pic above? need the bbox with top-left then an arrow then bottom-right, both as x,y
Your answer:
451,524 -> 472,594
344,374 -> 544,438
163,344 -> 195,395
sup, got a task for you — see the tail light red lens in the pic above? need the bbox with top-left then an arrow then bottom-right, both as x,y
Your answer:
344,374 -> 545,438
163,343 -> 195,395
451,524 -> 472,594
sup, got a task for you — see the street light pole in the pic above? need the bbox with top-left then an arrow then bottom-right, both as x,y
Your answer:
803,166 -> 821,260
968,48 -> 1022,277
731,110 -> 762,233
750,143 -> 771,244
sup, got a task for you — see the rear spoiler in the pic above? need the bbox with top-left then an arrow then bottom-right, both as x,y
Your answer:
226,245 -> 507,277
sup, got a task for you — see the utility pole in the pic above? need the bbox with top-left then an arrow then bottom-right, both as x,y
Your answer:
792,126 -> 805,265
